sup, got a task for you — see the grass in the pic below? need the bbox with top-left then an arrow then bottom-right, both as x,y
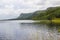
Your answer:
34,19 -> 60,24
52,20 -> 60,24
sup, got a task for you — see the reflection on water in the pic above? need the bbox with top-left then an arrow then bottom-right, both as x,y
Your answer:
0,20 -> 59,40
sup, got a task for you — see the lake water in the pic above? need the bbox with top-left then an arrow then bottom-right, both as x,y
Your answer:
0,20 -> 59,40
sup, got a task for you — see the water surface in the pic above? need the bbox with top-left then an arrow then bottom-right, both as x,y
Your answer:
0,20 -> 59,40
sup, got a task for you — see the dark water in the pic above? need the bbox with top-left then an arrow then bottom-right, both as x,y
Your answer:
0,20 -> 59,40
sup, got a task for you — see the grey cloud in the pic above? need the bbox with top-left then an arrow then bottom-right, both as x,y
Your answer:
51,1 -> 60,5
23,0 -> 47,5
0,3 -> 6,9
0,5 -> 5,9
13,4 -> 35,10
35,0 -> 47,5
23,0 -> 28,2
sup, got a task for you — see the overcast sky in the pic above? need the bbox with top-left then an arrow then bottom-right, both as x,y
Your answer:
0,0 -> 60,19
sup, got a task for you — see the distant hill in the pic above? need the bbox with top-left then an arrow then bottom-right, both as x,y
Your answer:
14,12 -> 39,20
16,13 -> 34,20
15,10 -> 46,20
9,6 -> 60,20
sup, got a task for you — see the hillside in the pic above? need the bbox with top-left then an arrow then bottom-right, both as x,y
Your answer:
15,12 -> 38,20
32,6 -> 60,20
9,6 -> 60,20
17,13 -> 33,20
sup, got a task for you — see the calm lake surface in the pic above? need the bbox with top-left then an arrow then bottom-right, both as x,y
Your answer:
0,20 -> 59,40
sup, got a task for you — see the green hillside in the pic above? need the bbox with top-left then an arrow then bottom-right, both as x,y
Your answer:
11,6 -> 60,22
32,6 -> 60,20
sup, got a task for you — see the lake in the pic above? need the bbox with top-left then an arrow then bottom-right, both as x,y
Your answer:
0,20 -> 59,40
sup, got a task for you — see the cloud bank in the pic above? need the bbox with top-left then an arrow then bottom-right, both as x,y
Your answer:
0,0 -> 60,19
